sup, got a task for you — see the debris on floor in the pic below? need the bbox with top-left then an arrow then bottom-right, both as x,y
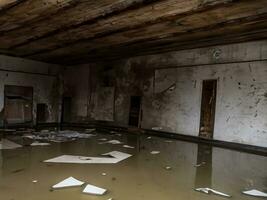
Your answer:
83,183 -> 107,195
101,140 -> 123,145
123,145 -> 135,149
0,139 -> 22,149
52,177 -> 84,189
44,151 -> 132,164
152,127 -> 162,131
30,142 -> 50,146
242,189 -> 267,197
195,188 -> 231,198
32,180 -> 38,183
150,151 -> 160,155
194,162 -> 206,167
165,166 -> 172,170
85,128 -> 96,133
98,138 -> 108,141
102,173 -> 107,176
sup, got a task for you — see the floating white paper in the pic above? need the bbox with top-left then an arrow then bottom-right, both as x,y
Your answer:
242,189 -> 267,197
30,142 -> 50,146
195,188 -> 231,198
150,151 -> 160,155
0,139 -> 22,149
44,151 -> 132,164
123,145 -> 135,149
52,177 -> 84,189
83,184 -> 106,195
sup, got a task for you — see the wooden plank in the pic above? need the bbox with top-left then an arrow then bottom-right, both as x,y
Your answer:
24,0 -> 267,60
0,0 -> 79,32
12,0 -> 233,53
0,0 -> 155,48
35,13 -> 267,64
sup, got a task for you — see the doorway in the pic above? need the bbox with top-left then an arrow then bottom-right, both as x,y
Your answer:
36,103 -> 47,123
128,96 -> 142,127
199,80 -> 217,139
4,85 -> 33,126
61,97 -> 72,123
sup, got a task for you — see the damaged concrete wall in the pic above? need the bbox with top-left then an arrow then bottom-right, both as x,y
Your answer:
0,55 -> 62,125
64,40 -> 267,147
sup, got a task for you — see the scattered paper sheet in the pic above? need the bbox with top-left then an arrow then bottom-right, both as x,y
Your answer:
242,189 -> 267,197
30,142 -> 50,146
44,151 -> 132,164
52,177 -> 84,189
83,184 -> 106,195
195,188 -> 231,198
150,151 -> 160,155
123,145 -> 135,149
0,139 -> 22,150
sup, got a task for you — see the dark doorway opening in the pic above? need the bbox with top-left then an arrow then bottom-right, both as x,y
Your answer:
4,85 -> 33,127
199,80 -> 217,139
129,96 -> 142,127
37,103 -> 47,123
61,97 -> 72,123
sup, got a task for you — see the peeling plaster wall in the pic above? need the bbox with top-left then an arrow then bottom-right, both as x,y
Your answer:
0,55 -> 62,125
64,40 -> 267,147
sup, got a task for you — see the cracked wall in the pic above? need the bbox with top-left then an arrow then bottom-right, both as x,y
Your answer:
64,40 -> 267,147
0,55 -> 62,125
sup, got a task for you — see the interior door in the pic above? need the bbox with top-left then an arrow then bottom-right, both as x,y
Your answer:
199,80 -> 217,139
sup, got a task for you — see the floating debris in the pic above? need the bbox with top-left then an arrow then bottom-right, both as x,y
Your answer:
150,151 -> 160,155
44,151 -> 132,164
83,184 -> 106,195
30,142 -> 50,146
194,162 -> 206,167
195,188 -> 231,198
152,127 -> 162,131
52,177 -> 84,189
123,145 -> 135,149
242,189 -> 267,197
0,139 -> 22,149
165,166 -> 172,170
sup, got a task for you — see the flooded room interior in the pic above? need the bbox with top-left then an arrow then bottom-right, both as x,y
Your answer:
0,0 -> 267,199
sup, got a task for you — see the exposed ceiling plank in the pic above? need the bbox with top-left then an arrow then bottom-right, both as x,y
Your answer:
0,0 -> 80,33
11,0 -> 235,56
54,20 -> 267,64
25,0 -> 267,61
0,0 -> 159,49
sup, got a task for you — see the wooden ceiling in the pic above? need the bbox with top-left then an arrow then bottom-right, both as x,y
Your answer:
0,0 -> 267,65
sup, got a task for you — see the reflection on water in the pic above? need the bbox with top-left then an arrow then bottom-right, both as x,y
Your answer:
0,131 -> 266,200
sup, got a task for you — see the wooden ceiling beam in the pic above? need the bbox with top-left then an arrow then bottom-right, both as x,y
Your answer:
54,22 -> 267,64
9,0 -> 233,55
0,0 -> 159,49
25,0 -> 267,61
0,0 -> 80,33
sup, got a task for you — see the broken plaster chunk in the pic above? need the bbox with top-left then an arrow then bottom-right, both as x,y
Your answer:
195,188 -> 231,198
83,184 -> 107,195
242,189 -> 267,197
52,177 -> 84,189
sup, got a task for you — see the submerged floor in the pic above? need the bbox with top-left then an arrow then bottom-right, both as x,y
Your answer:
0,130 -> 266,200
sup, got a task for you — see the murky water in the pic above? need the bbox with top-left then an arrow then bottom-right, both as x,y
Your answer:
0,130 -> 266,200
